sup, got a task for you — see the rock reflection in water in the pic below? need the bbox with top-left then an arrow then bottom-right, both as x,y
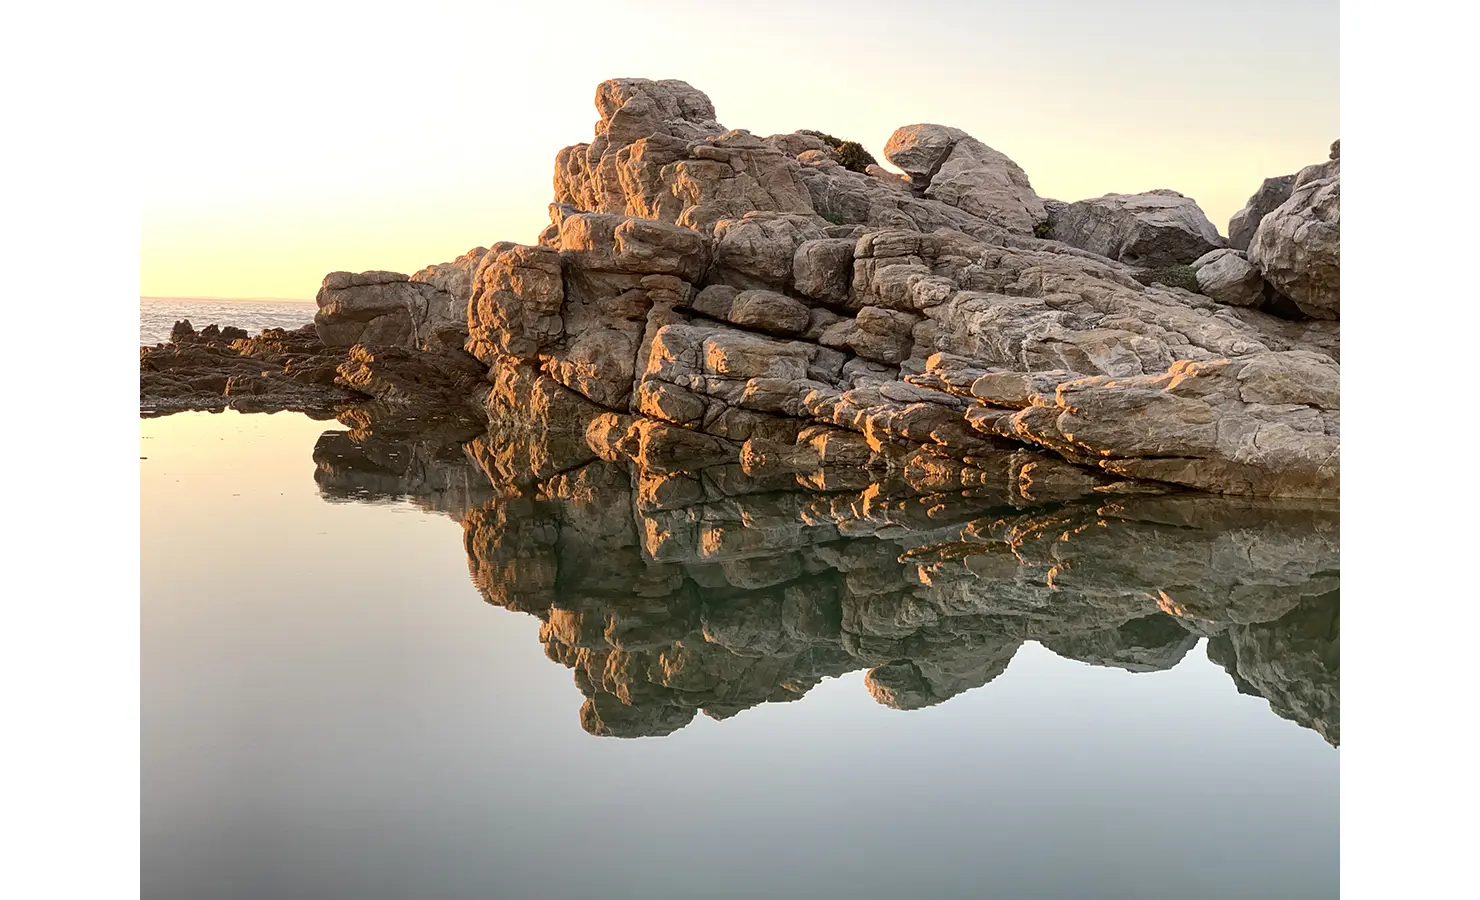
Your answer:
311,413 -> 1339,745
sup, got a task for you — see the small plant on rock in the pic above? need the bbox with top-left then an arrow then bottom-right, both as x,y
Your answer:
798,129 -> 878,174
1133,265 -> 1201,293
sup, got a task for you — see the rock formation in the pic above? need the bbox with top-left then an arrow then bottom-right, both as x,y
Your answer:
1228,174 -> 1297,253
140,322 -> 361,414
142,248 -> 493,416
140,77 -> 1341,757
1248,143 -> 1341,319
143,77 -> 1342,501
1191,249 -> 1267,308
1048,189 -> 1226,267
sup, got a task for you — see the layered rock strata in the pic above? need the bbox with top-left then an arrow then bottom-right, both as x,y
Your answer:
143,78 -> 1341,500
463,79 -> 1340,498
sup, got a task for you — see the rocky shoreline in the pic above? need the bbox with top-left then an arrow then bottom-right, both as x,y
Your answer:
141,77 -> 1339,500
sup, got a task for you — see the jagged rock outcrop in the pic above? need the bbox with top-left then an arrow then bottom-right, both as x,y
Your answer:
1249,145 -> 1340,320
140,78 -> 1343,756
552,79 -> 813,230
140,322 -> 364,414
474,167 -> 1338,494
1050,190 -> 1226,266
143,78 -> 1340,503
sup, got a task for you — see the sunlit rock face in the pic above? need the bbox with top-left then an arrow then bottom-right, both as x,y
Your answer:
968,351 -> 1340,498
445,78 -> 1340,499
881,123 -> 1048,235
144,79 -> 1340,500
552,78 -> 813,227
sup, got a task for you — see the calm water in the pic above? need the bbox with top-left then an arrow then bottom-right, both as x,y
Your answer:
139,297 -> 317,345
141,410 -> 1339,900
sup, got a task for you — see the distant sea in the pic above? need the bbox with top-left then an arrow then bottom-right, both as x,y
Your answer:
139,297 -> 317,346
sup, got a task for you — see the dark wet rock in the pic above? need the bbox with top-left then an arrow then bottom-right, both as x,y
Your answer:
140,323 -> 364,415
333,342 -> 487,412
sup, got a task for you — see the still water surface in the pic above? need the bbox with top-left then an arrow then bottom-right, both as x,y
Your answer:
141,410 -> 1338,900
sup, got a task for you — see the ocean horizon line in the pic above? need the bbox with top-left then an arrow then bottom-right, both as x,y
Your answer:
141,295 -> 315,304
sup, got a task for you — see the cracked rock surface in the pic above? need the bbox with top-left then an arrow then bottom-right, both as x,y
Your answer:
143,78 -> 1341,502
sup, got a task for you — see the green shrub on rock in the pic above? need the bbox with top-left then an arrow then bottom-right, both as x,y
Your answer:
1133,264 -> 1201,293
799,129 -> 878,174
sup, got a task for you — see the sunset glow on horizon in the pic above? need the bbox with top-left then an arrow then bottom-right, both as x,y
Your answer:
139,0 -> 1338,301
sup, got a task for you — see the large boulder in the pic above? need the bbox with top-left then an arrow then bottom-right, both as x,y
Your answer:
883,124 -> 1047,234
1191,249 -> 1267,308
1050,189 -> 1226,266
1248,151 -> 1340,320
314,269 -> 465,350
465,243 -> 563,363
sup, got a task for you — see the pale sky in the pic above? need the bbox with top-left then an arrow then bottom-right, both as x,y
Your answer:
138,0 -> 1338,300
